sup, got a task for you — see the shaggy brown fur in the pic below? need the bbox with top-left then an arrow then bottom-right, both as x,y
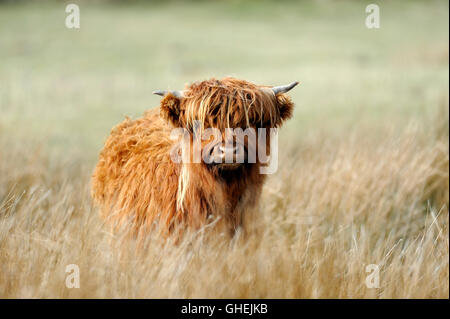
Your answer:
91,77 -> 295,238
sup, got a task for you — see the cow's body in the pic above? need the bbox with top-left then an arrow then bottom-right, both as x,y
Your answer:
91,77 -> 296,238
92,107 -> 264,236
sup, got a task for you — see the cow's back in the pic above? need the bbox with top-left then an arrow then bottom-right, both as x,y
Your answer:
91,107 -> 180,234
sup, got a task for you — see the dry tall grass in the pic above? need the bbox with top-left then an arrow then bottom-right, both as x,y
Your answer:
0,109 -> 448,298
0,0 -> 448,299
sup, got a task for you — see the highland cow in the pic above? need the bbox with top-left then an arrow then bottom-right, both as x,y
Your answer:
91,77 -> 298,239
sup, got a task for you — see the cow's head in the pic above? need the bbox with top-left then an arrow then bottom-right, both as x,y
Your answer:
154,77 -> 298,172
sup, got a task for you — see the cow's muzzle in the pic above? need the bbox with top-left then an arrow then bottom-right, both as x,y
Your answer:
204,141 -> 247,170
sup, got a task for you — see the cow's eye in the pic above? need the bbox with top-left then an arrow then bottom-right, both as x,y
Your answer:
245,93 -> 252,100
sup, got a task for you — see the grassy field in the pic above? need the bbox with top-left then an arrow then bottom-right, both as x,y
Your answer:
0,0 -> 448,298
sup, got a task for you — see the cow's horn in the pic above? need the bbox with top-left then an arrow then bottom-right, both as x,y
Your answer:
152,90 -> 184,98
271,82 -> 299,95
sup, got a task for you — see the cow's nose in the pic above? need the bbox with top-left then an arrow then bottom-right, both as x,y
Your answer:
218,145 -> 237,158
210,144 -> 245,164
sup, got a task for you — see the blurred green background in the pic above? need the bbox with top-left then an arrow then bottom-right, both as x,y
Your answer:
0,0 -> 448,162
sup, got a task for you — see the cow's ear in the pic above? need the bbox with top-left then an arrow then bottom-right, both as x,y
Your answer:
275,93 -> 294,125
160,93 -> 182,126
